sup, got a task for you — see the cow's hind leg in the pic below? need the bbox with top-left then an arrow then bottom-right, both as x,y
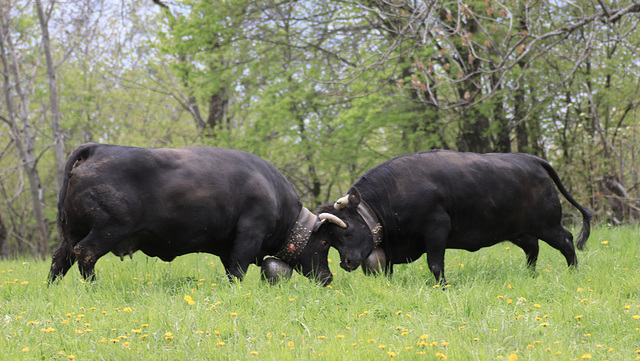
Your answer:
511,235 -> 540,271
48,243 -> 76,283
539,226 -> 577,268
73,230 -> 125,281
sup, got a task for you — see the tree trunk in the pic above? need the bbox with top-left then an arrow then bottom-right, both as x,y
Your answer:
0,4 -> 49,258
35,0 -> 65,191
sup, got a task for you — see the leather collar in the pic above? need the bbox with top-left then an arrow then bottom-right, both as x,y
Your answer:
357,200 -> 383,247
275,207 -> 316,263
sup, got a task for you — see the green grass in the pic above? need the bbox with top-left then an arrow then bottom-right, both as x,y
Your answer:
2,226 -> 640,360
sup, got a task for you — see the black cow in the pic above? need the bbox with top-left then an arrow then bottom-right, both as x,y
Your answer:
49,143 -> 334,285
313,150 -> 593,284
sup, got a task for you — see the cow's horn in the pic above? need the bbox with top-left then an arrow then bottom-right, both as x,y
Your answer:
334,195 -> 349,210
318,213 -> 347,228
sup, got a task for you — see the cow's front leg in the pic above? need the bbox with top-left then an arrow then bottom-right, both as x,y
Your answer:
221,256 -> 251,283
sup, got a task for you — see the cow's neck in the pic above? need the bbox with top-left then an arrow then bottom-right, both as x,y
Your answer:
357,200 -> 383,247
275,207 -> 315,263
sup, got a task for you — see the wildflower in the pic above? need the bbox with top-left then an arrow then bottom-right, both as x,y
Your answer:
230,312 -> 238,316
540,322 -> 550,327
420,334 -> 429,340
337,335 -> 344,339
575,315 -> 583,319
633,315 -> 640,320
379,344 -> 387,349
387,351 -> 397,356
164,332 -> 174,340
123,307 -> 132,312
217,341 -> 226,346
435,352 -> 447,359
508,354 -> 518,361
534,304 -> 541,308
184,295 -> 195,305
441,342 -> 449,347
250,351 -> 259,355
581,354 -> 592,359
68,356 -> 76,360
22,348 -> 29,353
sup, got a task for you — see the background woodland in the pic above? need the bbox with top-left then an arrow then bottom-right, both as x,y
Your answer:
2,0 -> 640,257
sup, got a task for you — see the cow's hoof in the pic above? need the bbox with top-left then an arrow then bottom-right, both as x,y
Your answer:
261,257 -> 293,284
362,247 -> 386,276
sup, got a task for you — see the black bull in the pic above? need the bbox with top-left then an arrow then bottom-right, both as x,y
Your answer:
313,150 -> 593,284
49,143 -> 334,285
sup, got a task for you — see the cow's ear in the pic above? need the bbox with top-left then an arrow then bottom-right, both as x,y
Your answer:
347,187 -> 361,209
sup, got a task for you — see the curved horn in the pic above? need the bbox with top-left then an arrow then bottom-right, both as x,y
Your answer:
318,213 -> 347,228
334,195 -> 349,210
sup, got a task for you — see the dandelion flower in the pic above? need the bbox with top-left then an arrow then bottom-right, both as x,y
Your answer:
21,348 -> 29,353
379,344 -> 387,349
123,307 -> 132,312
250,351 -> 259,355
337,335 -> 345,339
435,352 -> 447,359
581,354 -> 592,359
575,315 -> 583,319
420,334 -> 429,340
387,351 -> 397,356
508,354 -> 518,361
633,315 -> 640,320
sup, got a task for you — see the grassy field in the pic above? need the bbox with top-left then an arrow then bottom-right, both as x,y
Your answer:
1,226 -> 639,360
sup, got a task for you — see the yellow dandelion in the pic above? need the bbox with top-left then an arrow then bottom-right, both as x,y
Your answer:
526,344 -> 534,349
508,354 -> 518,361
184,295 -> 195,305
507,299 -> 513,304
534,304 -> 541,308
123,307 -> 132,312
22,348 -> 29,353
379,344 -> 387,349
581,354 -> 592,359
632,315 -> 640,320
230,312 -> 238,316
336,334 -> 345,339
420,334 -> 429,340
435,352 -> 447,359
217,341 -> 226,346
601,241 -> 608,245
387,351 -> 397,356
21,281 -> 28,285
497,295 -> 505,300
540,322 -> 550,327
288,341 -> 294,347
441,342 -> 449,347
318,335 -> 327,339
68,356 -> 76,360
575,315 -> 583,319
250,351 -> 259,355
164,332 -> 173,340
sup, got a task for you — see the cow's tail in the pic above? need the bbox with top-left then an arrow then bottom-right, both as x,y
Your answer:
57,143 -> 98,233
538,159 -> 593,250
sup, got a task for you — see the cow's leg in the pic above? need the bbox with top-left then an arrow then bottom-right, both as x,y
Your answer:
538,226 -> 577,268
223,221 -> 266,282
511,235 -> 540,271
48,243 -> 76,283
73,229 -> 125,281
424,219 -> 451,285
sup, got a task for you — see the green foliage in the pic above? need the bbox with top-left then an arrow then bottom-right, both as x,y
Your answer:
2,226 -> 639,359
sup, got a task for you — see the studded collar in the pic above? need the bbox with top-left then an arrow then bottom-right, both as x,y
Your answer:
275,207 -> 317,263
357,199 -> 383,247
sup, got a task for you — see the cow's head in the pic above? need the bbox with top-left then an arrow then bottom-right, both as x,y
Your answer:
273,207 -> 333,286
311,188 -> 375,272
292,236 -> 333,286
